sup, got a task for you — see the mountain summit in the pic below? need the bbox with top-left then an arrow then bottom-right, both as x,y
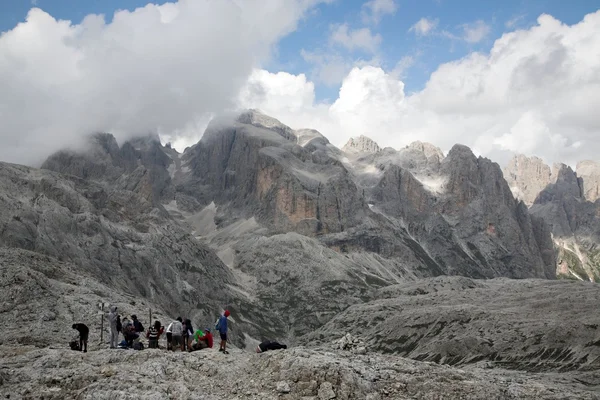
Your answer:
342,135 -> 381,154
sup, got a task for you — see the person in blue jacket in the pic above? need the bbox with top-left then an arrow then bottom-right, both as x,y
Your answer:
217,310 -> 230,354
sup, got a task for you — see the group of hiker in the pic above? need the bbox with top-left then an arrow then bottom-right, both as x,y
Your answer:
101,306 -> 230,353
72,307 -> 286,354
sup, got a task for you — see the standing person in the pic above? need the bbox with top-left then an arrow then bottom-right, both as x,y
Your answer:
72,323 -> 89,353
108,306 -> 119,349
116,314 -> 122,337
165,320 -> 174,351
168,317 -> 183,352
182,319 -> 194,351
146,320 -> 163,349
217,310 -> 230,354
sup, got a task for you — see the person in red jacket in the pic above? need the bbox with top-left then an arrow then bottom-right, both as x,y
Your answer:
191,329 -> 213,351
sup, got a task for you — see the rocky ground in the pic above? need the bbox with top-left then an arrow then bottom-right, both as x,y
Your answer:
1,342 -> 599,400
305,277 -> 600,372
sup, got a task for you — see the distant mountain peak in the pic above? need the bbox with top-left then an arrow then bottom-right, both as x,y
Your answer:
342,135 -> 381,154
236,109 -> 296,142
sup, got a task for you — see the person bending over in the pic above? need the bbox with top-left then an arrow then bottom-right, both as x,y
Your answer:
72,323 -> 89,353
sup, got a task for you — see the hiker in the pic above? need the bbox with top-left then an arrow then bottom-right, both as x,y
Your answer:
182,318 -> 194,351
108,306 -> 119,349
72,323 -> 89,353
116,314 -> 122,337
147,320 -> 164,349
256,340 -> 288,353
132,315 -> 144,334
216,310 -> 230,354
166,317 -> 183,351
191,328 -> 213,351
122,317 -> 138,348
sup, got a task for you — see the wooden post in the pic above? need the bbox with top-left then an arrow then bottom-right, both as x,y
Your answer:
100,303 -> 104,343
149,308 -> 152,328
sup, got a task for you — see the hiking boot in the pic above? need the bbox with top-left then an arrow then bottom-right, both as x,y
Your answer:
223,350 -> 229,355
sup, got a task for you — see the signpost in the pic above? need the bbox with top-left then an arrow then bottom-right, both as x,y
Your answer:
98,302 -> 109,343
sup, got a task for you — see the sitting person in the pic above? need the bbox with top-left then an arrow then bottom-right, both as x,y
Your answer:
146,320 -> 164,349
122,317 -> 139,348
190,328 -> 213,351
256,340 -> 287,353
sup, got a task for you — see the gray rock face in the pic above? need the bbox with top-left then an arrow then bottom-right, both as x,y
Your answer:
185,116 -> 368,235
342,135 -> 381,155
504,155 -> 553,205
306,276 -> 600,373
360,144 -> 555,279
577,160 -> 600,202
42,133 -> 174,204
502,154 -> 600,280
0,162 -> 236,337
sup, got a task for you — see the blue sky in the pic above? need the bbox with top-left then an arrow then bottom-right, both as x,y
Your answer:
2,0 -> 598,102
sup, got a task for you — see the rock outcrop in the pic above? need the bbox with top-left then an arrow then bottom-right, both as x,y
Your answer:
342,135 -> 381,155
504,155 -> 553,205
577,160 -> 600,202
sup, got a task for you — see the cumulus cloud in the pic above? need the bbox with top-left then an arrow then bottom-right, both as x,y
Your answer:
239,11 -> 600,167
361,0 -> 397,24
329,23 -> 382,53
409,18 -> 439,36
0,0 -> 321,165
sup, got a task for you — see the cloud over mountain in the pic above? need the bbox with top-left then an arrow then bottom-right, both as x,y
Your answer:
0,0 -> 320,165
241,11 -> 600,166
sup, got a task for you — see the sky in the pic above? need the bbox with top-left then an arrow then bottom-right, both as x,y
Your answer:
0,0 -> 599,167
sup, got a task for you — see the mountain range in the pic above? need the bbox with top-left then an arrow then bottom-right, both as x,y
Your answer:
1,109 -> 600,398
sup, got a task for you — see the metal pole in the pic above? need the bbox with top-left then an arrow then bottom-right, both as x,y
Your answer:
100,303 -> 104,343
149,308 -> 152,328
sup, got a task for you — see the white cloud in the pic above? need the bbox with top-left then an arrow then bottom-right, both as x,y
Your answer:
506,14 -> 526,29
0,0 -> 321,165
239,11 -> 600,167
361,0 -> 397,24
461,20 -> 491,43
329,23 -> 382,53
391,55 -> 415,79
409,18 -> 439,36
300,50 -> 350,86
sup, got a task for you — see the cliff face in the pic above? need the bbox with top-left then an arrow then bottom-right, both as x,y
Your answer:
504,155 -> 600,281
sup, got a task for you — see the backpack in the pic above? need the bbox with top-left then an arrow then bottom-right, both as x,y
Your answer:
69,341 -> 80,351
133,341 -> 144,351
214,318 -> 220,332
116,316 -> 122,332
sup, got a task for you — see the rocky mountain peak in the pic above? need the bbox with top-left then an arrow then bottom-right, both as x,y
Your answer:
342,135 -> 381,154
576,160 -> 600,202
407,141 -> 444,161
503,155 -> 553,206
236,109 -> 296,142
